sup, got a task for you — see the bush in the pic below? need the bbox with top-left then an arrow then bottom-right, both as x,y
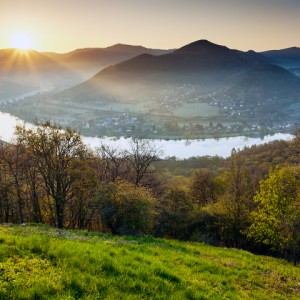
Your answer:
100,180 -> 157,235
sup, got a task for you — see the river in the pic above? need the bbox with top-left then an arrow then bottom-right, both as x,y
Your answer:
0,111 -> 294,158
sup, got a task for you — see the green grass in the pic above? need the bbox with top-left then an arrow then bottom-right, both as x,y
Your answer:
0,224 -> 299,299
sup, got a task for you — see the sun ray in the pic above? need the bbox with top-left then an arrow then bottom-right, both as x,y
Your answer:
1,31 -> 38,80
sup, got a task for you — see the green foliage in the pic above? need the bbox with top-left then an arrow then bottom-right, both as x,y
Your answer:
0,256 -> 64,298
247,165 -> 300,264
189,168 -> 221,206
15,121 -> 88,228
201,153 -> 254,247
66,159 -> 101,229
0,224 -> 300,299
157,156 -> 225,178
156,177 -> 196,239
100,180 -> 157,235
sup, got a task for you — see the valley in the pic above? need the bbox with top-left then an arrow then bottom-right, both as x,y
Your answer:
2,87 -> 297,140
1,40 -> 300,139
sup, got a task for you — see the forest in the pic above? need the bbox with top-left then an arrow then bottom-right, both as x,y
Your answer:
0,121 -> 300,265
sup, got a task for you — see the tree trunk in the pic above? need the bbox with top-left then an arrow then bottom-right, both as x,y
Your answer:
55,199 -> 64,228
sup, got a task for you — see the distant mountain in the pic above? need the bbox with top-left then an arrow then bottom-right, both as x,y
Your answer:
58,44 -> 173,82
0,49 -> 72,77
96,40 -> 269,74
57,40 -> 300,125
0,49 -> 82,91
0,45 -> 172,93
216,64 -> 300,116
62,40 -> 291,99
261,47 -> 300,75
62,44 -> 172,69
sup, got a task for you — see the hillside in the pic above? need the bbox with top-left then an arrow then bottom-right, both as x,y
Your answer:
0,79 -> 31,102
261,47 -> 300,75
67,40 -> 273,100
0,45 -> 171,93
62,44 -> 172,71
0,224 -> 299,299
0,49 -> 83,90
57,40 -> 300,122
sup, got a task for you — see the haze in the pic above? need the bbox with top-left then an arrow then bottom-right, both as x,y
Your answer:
0,0 -> 299,52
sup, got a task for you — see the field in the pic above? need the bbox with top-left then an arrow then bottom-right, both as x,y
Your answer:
0,224 -> 299,299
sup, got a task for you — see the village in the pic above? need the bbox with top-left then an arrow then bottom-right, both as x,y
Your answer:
1,83 -> 298,140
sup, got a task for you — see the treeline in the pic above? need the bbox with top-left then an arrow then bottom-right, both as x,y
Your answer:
0,122 -> 300,264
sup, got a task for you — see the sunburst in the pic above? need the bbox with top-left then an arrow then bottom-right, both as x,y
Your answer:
9,32 -> 36,51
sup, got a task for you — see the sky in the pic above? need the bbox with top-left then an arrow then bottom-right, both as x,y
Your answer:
0,0 -> 299,53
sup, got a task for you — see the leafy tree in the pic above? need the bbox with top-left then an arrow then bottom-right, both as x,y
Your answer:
0,154 -> 16,223
288,128 -> 300,165
0,144 -> 27,223
22,151 -> 44,223
100,180 -> 157,235
247,165 -> 300,265
65,159 -> 100,229
203,152 -> 253,247
156,176 -> 195,239
189,168 -> 220,206
15,122 -> 87,228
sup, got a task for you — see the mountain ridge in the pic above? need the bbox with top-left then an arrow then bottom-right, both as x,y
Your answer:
56,39 -> 300,127
0,44 -> 172,93
261,47 -> 300,75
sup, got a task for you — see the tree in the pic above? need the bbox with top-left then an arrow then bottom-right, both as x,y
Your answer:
100,180 -> 157,235
0,143 -> 27,223
288,128 -> 300,165
246,165 -> 300,265
96,144 -> 128,182
0,151 -> 16,223
65,159 -> 100,230
203,152 -> 253,247
15,122 -> 87,228
189,168 -> 220,206
125,138 -> 162,186
156,176 -> 195,239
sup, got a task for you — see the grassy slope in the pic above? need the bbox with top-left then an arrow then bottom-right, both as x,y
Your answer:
0,225 -> 299,299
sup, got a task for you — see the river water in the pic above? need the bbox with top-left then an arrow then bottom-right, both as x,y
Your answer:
0,111 -> 294,159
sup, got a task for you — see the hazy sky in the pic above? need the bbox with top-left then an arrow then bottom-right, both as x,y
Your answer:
0,0 -> 299,52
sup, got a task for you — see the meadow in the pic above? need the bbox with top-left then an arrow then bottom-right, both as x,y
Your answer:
0,224 -> 299,299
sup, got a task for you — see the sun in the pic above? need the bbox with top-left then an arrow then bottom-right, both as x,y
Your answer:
9,32 -> 36,51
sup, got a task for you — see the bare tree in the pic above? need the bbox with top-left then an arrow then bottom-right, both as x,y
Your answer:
97,144 -> 128,182
125,138 -> 163,186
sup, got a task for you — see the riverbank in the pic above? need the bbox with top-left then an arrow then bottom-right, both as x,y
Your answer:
0,110 -> 294,158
